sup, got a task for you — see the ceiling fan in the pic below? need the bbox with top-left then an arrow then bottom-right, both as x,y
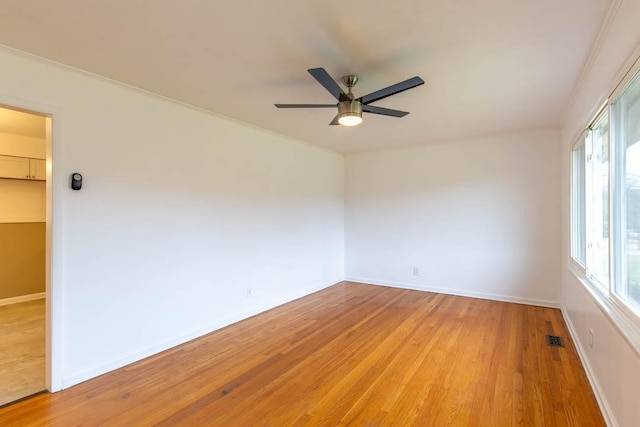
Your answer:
275,67 -> 424,126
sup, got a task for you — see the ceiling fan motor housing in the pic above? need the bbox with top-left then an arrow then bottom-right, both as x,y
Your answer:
338,99 -> 363,124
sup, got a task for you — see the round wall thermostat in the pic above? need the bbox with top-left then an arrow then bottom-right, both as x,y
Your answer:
71,173 -> 83,190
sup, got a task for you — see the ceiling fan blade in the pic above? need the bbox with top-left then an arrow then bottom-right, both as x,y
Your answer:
360,76 -> 424,105
274,104 -> 336,108
363,105 -> 409,117
308,68 -> 348,101
329,115 -> 340,125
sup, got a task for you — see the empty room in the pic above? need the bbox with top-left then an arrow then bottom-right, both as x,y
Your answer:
0,1 -> 639,426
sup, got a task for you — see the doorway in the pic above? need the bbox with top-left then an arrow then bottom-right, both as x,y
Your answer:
0,106 -> 47,406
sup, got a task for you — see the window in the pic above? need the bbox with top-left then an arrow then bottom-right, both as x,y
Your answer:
586,110 -> 610,287
572,109 -> 610,286
611,70 -> 640,311
571,66 -> 640,322
572,138 -> 586,266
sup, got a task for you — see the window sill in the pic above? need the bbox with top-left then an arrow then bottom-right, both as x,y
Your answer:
568,263 -> 640,358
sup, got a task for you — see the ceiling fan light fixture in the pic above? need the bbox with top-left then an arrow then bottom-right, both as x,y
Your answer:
275,68 -> 424,126
337,100 -> 363,126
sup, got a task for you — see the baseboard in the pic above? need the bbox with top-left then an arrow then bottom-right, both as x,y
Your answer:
0,292 -> 45,306
0,216 -> 45,223
346,277 -> 561,308
61,278 -> 342,389
561,305 -> 617,427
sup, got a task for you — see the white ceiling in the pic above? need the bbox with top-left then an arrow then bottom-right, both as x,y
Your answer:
0,1 -> 612,153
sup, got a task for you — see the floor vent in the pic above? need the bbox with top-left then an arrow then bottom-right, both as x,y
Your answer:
545,335 -> 564,347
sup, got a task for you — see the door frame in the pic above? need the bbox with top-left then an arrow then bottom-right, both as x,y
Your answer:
0,94 -> 63,392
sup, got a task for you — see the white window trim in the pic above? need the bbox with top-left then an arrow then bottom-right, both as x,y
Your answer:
609,54 -> 640,101
570,257 -> 586,275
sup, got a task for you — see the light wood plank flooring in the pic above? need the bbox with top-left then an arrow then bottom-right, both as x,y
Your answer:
0,282 -> 603,426
0,299 -> 45,407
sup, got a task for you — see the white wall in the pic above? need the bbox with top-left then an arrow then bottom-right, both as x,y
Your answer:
561,1 -> 640,426
0,47 -> 344,388
345,130 -> 562,306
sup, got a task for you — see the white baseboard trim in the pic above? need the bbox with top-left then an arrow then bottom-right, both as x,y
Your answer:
346,277 -> 561,308
61,278 -> 343,389
0,292 -> 45,306
561,305 -> 617,427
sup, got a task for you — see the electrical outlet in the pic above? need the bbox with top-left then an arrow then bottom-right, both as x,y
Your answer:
588,329 -> 594,349
246,287 -> 253,297
413,267 -> 420,276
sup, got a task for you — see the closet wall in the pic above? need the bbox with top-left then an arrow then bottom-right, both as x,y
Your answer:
0,127 -> 46,301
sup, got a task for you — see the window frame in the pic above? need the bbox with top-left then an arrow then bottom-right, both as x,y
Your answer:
584,107 -> 610,289
570,131 -> 587,273
609,63 -> 640,330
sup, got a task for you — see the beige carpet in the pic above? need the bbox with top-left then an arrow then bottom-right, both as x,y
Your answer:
0,299 -> 45,407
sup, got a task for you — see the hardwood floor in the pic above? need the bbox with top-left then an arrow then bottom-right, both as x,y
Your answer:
0,299 -> 45,407
0,282 -> 604,426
